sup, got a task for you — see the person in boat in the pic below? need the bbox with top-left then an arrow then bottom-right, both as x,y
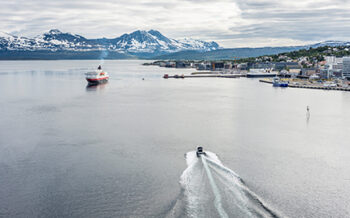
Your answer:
98,65 -> 102,70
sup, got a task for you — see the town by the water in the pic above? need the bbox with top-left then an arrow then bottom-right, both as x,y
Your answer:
146,46 -> 350,91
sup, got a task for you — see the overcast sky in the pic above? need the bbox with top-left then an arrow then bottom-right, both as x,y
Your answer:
1,0 -> 350,47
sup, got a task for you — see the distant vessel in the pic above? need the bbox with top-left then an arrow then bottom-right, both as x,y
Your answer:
85,65 -> 109,85
247,69 -> 277,78
173,74 -> 185,79
162,74 -> 185,79
272,77 -> 288,87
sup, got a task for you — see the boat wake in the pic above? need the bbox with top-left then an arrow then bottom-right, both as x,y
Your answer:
166,151 -> 280,218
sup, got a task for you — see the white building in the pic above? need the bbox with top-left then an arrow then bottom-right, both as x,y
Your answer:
325,56 -> 343,66
343,57 -> 350,79
325,56 -> 343,78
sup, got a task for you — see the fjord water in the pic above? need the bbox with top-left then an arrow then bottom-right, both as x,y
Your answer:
0,60 -> 349,218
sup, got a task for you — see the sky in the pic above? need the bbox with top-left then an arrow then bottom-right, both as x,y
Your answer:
1,0 -> 350,48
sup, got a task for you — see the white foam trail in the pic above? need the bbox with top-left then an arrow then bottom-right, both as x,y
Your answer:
178,150 -> 280,218
179,152 -> 203,217
201,156 -> 229,218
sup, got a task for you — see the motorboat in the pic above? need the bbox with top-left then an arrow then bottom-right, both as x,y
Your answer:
272,76 -> 288,87
85,65 -> 109,85
196,146 -> 206,157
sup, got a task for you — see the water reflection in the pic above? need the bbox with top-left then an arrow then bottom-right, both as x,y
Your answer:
306,111 -> 310,124
306,106 -> 310,124
86,83 -> 107,92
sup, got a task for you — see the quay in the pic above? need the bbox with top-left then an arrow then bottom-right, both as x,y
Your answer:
164,74 -> 244,79
259,79 -> 350,91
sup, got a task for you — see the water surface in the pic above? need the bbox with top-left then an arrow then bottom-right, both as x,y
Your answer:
0,60 -> 349,217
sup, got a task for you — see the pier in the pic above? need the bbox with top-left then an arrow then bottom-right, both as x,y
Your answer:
164,74 -> 244,79
259,79 -> 350,91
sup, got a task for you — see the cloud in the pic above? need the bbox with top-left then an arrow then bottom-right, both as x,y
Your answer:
1,0 -> 350,47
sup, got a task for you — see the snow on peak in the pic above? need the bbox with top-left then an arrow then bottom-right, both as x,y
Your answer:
112,30 -> 220,53
48,29 -> 63,35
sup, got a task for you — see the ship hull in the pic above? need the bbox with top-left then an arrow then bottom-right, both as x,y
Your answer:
86,77 -> 109,85
273,83 -> 288,87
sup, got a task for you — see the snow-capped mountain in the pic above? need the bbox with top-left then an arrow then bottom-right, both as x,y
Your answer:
0,29 -> 99,51
0,29 -> 220,55
310,40 -> 350,48
107,30 -> 219,53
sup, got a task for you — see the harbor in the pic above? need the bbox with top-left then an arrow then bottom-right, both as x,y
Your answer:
163,73 -> 243,79
163,70 -> 350,92
259,78 -> 350,91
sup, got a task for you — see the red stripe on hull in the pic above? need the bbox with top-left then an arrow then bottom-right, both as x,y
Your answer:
86,77 -> 109,82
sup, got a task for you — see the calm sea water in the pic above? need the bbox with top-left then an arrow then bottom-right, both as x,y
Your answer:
0,60 -> 349,218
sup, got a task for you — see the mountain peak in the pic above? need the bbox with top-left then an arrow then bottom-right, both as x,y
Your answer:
48,29 -> 64,35
148,29 -> 161,35
131,30 -> 147,35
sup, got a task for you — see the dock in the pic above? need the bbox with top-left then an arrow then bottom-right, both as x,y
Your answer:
165,74 -> 244,79
259,79 -> 350,91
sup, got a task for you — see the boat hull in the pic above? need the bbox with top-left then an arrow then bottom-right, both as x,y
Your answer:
86,77 -> 109,85
273,82 -> 288,87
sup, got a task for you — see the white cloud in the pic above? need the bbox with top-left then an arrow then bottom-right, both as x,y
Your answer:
1,0 -> 350,47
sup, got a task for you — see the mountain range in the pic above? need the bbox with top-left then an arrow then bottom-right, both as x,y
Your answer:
0,29 -> 219,59
0,29 -> 350,60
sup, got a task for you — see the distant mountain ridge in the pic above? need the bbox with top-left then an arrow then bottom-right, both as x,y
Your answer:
0,29 -> 220,59
153,47 -> 305,60
310,40 -> 350,48
153,41 -> 350,60
0,29 -> 350,60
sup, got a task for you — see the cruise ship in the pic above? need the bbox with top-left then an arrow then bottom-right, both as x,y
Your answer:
85,65 -> 109,85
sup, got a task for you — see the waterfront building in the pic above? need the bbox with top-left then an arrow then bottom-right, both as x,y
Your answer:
211,62 -> 224,71
274,62 -> 300,71
165,61 -> 176,68
176,61 -> 191,68
325,56 -> 343,66
301,68 -> 317,76
343,57 -> 350,79
289,68 -> 302,76
224,62 -> 233,69
325,56 -> 343,78
238,63 -> 248,71
251,62 -> 274,69
196,62 -> 212,71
